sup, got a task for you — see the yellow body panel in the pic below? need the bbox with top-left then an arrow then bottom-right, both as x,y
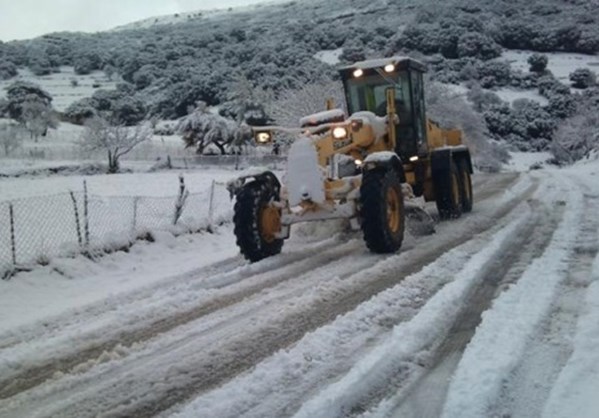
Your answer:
426,120 -> 463,149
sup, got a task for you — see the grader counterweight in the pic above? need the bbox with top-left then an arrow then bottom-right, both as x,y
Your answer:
229,56 -> 473,262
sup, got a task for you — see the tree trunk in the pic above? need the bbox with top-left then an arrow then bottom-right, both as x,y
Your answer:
107,150 -> 119,174
215,141 -> 227,155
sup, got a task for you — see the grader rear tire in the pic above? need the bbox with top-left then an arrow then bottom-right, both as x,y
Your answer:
233,180 -> 283,262
434,160 -> 463,220
360,169 -> 405,254
458,159 -> 473,213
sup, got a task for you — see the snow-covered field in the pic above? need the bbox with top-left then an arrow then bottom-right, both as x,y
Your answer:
502,50 -> 599,84
0,67 -> 118,112
0,155 -> 598,417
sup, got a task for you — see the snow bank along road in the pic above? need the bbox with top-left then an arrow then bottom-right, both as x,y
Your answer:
1,166 -> 598,418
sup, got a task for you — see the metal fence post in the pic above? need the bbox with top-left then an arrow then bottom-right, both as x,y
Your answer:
132,197 -> 140,237
69,192 -> 83,248
83,180 -> 90,247
9,203 -> 16,267
208,180 -> 216,231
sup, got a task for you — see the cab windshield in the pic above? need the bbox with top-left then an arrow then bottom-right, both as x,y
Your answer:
346,71 -> 412,121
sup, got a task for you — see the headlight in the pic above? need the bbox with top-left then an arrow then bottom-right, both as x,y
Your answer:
332,126 -> 348,139
384,64 -> 395,73
256,132 -> 272,144
353,68 -> 364,78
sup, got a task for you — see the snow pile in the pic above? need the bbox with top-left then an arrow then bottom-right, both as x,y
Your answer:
286,137 -> 325,206
313,49 -> 343,66
299,109 -> 345,127
350,111 -> 388,140
0,225 -> 238,333
505,151 -> 553,172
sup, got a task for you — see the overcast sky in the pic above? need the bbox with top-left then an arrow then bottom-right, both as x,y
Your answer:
0,0 -> 273,41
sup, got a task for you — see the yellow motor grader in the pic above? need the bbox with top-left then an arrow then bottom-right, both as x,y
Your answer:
228,56 -> 473,262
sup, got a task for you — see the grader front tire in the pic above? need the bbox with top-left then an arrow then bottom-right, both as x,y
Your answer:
233,181 -> 283,262
360,169 -> 405,254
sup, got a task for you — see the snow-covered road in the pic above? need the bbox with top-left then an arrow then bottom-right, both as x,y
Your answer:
1,163 -> 598,418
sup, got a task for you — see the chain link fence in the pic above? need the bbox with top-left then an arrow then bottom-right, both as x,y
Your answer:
0,177 -> 233,280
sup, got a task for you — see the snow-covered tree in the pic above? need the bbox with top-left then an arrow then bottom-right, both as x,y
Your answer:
0,61 -> 17,80
569,68 -> 596,89
64,98 -> 97,125
178,102 -> 239,155
220,73 -> 271,126
466,84 -> 503,113
528,54 -> 548,73
426,80 -> 508,171
4,81 -> 53,123
456,32 -> 501,60
0,122 -> 23,156
80,117 -> 152,173
552,108 -> 599,163
552,88 -> 599,163
21,100 -> 59,141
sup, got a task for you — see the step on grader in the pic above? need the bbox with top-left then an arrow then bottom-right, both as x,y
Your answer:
228,56 -> 473,262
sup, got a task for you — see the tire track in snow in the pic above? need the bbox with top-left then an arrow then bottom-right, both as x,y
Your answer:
293,203 -> 541,418
366,197 -> 563,418
0,236 -> 363,400
167,193 -> 535,418
494,183 -> 599,418
439,174 -> 586,418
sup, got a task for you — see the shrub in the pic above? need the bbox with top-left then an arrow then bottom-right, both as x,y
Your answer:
0,61 -> 18,80
569,68 -> 596,89
528,53 -> 548,73
483,99 -> 557,151
476,60 -> 512,88
457,32 -> 502,60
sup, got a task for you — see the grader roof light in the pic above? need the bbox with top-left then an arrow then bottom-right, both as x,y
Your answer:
353,68 -> 364,78
384,64 -> 396,73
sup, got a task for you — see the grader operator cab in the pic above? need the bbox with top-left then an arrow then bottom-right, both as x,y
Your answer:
228,56 -> 473,262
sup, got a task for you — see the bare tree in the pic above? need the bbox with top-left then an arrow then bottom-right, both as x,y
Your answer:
80,117 -> 153,173
0,122 -> 23,156
267,78 -> 345,127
